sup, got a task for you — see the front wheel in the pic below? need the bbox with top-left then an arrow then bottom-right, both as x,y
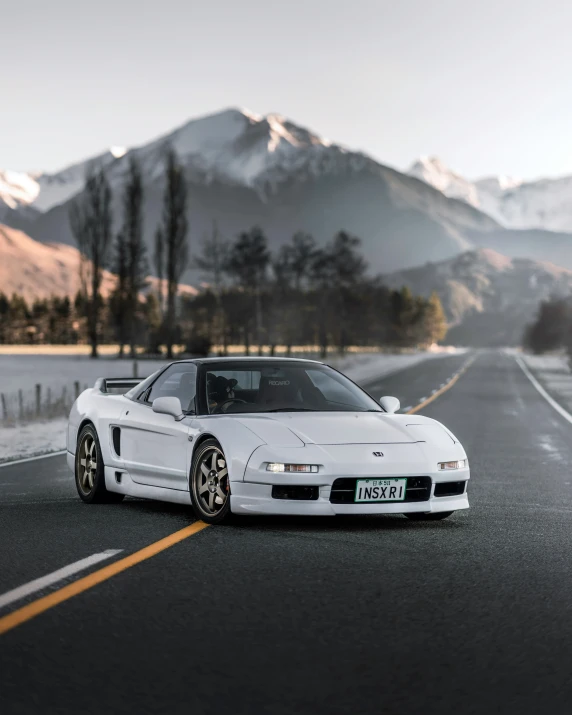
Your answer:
404,511 -> 454,521
190,439 -> 231,524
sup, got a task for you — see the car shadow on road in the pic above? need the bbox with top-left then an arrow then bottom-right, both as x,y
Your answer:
222,513 -> 467,534
118,497 -> 467,533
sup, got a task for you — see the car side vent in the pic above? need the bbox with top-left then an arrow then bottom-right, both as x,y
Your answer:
112,427 -> 121,456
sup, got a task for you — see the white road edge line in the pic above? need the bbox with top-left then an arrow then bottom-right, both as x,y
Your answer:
0,549 -> 123,610
515,356 -> 572,426
0,450 -> 67,469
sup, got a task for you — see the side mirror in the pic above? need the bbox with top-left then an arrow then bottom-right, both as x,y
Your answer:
152,396 -> 184,420
379,396 -> 400,414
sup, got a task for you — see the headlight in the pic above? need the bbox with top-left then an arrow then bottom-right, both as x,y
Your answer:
438,460 -> 467,470
266,463 -> 319,473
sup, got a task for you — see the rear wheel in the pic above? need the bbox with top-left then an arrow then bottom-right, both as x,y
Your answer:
75,425 -> 124,504
404,511 -> 454,521
190,439 -> 231,524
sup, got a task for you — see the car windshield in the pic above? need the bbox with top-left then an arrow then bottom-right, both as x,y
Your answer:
204,362 -> 381,414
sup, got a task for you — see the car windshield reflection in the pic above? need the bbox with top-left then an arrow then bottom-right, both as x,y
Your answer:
205,363 -> 381,415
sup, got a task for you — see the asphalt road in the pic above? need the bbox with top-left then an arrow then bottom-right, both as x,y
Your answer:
2,351 -> 572,715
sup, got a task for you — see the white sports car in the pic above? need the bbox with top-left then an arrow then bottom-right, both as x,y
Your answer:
67,357 -> 470,524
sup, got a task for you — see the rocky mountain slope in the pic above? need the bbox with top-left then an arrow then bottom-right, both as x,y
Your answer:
383,248 -> 572,346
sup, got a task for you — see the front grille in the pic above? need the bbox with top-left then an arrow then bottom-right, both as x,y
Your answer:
434,481 -> 466,497
329,477 -> 432,504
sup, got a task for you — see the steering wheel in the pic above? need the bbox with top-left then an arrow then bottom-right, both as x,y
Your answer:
216,398 -> 248,414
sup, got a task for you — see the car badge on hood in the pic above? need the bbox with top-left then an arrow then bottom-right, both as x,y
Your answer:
372,451 -> 384,457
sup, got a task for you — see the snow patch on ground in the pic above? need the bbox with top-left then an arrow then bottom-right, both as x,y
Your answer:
0,418 -> 67,463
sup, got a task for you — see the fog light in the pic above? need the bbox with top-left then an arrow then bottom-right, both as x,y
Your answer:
438,460 -> 467,470
266,463 -> 319,473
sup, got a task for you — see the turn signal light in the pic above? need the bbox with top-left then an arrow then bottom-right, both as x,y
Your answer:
266,463 -> 319,473
438,460 -> 467,470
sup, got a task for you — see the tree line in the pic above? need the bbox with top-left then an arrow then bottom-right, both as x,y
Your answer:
0,149 -> 448,354
524,297 -> 572,358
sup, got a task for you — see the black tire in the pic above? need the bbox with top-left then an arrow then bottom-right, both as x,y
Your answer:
75,424 -> 124,504
190,438 -> 231,524
404,511 -> 454,521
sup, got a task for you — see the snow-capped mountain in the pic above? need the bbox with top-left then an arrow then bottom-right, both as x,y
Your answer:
5,107 -> 572,280
0,147 -> 126,220
33,146 -> 126,212
22,108 -> 500,276
408,156 -> 572,233
0,170 -> 40,222
88,108 -> 394,201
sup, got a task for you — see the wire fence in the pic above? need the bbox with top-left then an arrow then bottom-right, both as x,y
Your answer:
0,382 -> 88,426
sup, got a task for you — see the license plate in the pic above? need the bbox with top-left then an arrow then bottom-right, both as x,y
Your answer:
354,478 -> 407,503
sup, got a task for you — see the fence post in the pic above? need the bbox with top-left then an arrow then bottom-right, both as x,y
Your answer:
74,381 -> 80,399
18,389 -> 24,421
1,393 -> 7,421
133,360 -> 139,378
36,384 -> 41,416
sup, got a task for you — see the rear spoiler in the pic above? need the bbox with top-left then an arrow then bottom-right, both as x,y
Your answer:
94,377 -> 143,394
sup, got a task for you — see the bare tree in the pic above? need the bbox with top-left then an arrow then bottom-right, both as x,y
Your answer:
69,167 -> 113,358
195,220 -> 229,354
120,156 -> 147,357
155,148 -> 189,359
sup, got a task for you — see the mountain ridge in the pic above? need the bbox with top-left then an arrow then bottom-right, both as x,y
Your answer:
3,108 -> 572,280
408,155 -> 572,233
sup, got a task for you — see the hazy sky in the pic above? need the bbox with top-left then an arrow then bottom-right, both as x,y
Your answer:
3,0 -> 572,179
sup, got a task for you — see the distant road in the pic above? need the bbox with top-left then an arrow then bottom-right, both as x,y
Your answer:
2,351 -> 572,715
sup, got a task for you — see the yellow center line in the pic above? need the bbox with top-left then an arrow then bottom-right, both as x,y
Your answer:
0,521 -> 210,636
406,355 -> 476,414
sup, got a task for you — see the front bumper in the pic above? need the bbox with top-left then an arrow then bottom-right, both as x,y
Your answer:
230,481 -> 469,515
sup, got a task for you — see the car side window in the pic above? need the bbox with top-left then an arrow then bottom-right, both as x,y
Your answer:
146,364 -> 198,413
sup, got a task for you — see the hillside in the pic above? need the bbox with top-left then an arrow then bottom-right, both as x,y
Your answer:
0,225 -> 195,303
383,248 -> 572,346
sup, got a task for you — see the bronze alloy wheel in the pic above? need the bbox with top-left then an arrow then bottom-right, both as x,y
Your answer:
190,439 -> 231,524
75,425 -> 124,504
77,431 -> 98,496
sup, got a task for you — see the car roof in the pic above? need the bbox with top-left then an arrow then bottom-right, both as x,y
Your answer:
175,356 -> 325,365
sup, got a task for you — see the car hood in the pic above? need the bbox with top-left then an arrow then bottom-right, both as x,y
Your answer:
235,412 -> 418,446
